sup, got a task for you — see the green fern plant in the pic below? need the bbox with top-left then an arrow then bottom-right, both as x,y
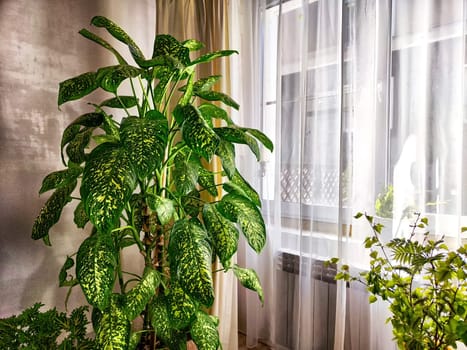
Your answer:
29,16 -> 272,349
330,213 -> 467,350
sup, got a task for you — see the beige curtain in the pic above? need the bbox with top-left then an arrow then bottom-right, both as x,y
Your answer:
156,2 -> 238,349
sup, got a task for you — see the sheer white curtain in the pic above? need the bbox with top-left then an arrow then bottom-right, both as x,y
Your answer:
231,0 -> 467,349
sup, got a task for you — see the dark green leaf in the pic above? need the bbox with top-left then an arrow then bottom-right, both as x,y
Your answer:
190,49 -> 238,66
198,167 -> 218,197
214,127 -> 260,161
120,116 -> 168,179
182,39 -> 204,51
61,125 -> 81,162
233,265 -> 264,305
203,204 -> 239,267
173,152 -> 199,195
79,28 -> 127,65
145,108 -> 166,121
58,72 -> 98,106
96,65 -> 142,93
153,67 -> 175,104
99,96 -> 138,109
39,166 -> 82,194
224,170 -> 261,207
150,296 -> 187,350
242,128 -> 274,152
147,195 -> 176,225
124,267 -> 160,320
181,190 -> 203,217
168,219 -> 214,306
73,200 -> 89,229
191,311 -> 220,350
76,233 -> 117,310
217,194 -> 266,253
167,279 -> 197,329
195,90 -> 239,110
32,181 -> 76,242
215,140 -> 236,179
59,256 -> 77,287
95,294 -> 131,349
199,103 -> 234,126
81,144 -> 137,233
152,34 -> 190,68
65,127 -> 94,164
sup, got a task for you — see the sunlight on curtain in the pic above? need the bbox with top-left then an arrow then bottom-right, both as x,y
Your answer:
233,0 -> 467,349
156,2 -> 238,349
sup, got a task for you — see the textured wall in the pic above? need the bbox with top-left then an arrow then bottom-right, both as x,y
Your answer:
0,0 -> 155,317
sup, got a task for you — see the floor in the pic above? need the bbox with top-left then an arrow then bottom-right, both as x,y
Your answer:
238,333 -> 272,350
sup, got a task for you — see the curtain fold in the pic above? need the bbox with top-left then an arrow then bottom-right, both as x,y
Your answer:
233,0 -> 467,349
156,2 -> 237,349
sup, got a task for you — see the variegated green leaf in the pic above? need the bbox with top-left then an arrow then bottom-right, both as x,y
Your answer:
145,108 -> 167,121
191,311 -> 221,350
178,104 -> 220,161
203,204 -> 239,267
81,144 -> 136,233
181,190 -> 203,218
198,167 -> 218,197
242,128 -> 274,152
195,90 -> 239,110
233,265 -> 264,305
153,67 -> 175,104
58,72 -> 98,106
152,34 -> 190,68
99,96 -> 138,109
73,200 -> 89,228
167,279 -> 197,329
223,170 -> 261,207
199,103 -> 234,126
96,65 -> 142,93
79,28 -> 127,65
39,166 -> 82,194
215,140 -> 236,179
147,195 -> 175,225
173,153 -> 199,195
150,296 -> 187,350
124,267 -> 160,320
76,233 -> 117,310
182,39 -> 204,51
65,127 -> 94,164
32,180 -> 76,242
61,124 -> 81,157
192,75 -> 221,92
120,116 -> 168,179
96,294 -> 131,349
168,220 -> 214,306
190,49 -> 238,66
217,194 -> 266,253
214,126 -> 260,160
128,332 -> 141,350
59,256 -> 77,287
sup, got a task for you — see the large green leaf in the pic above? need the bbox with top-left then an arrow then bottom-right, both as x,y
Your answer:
223,170 -> 261,208
96,65 -> 142,93
242,128 -> 274,152
232,265 -> 264,305
189,49 -> 238,66
217,194 -> 266,253
79,28 -> 127,65
198,167 -> 218,197
177,104 -> 220,161
65,127 -> 94,164
76,233 -> 117,310
150,296 -> 187,350
81,144 -> 136,233
147,195 -> 176,226
31,180 -> 76,243
215,140 -> 236,179
99,96 -> 138,109
153,67 -> 176,104
181,189 -> 203,218
168,220 -> 214,307
173,152 -> 199,195
120,116 -> 168,180
152,34 -> 190,68
58,72 -> 98,106
95,294 -> 131,350
167,279 -> 197,329
199,103 -> 234,126
195,90 -> 239,110
190,311 -> 221,350
39,166 -> 82,194
203,204 -> 239,267
191,75 -> 221,92
124,267 -> 160,320
215,127 -> 260,161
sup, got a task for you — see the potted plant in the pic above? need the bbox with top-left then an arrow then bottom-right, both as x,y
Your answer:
2,16 -> 272,349
330,212 -> 467,350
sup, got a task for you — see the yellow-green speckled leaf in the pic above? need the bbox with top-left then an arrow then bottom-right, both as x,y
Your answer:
31,180 -> 76,242
199,102 -> 234,126
217,194 -> 266,253
191,310 -> 220,350
39,166 -> 82,194
202,204 -> 239,268
215,139 -> 236,179
233,265 -> 264,305
73,200 -> 89,229
80,143 -> 136,233
99,96 -> 138,109
149,296 -> 187,350
124,267 -> 160,320
198,167 -> 218,197
223,169 -> 261,207
96,294 -> 131,350
147,195 -> 175,225
173,153 -> 199,195
58,71 -> 98,106
65,127 -> 94,164
120,116 -> 168,180
178,104 -> 220,161
152,34 -> 190,68
168,220 -> 214,307
214,126 -> 260,161
76,233 -> 117,310
96,65 -> 142,93
167,279 -> 197,329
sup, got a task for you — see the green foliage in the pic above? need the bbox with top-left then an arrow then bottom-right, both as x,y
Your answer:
0,303 -> 95,349
333,213 -> 467,350
375,184 -> 393,218
26,15 -> 273,349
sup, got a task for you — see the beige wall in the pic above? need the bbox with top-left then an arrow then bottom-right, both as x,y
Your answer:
0,0 -> 155,316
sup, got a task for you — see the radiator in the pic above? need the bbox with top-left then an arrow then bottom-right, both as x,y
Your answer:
275,251 -> 372,350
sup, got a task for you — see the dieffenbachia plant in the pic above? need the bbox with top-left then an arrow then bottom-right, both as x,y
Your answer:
31,16 -> 272,349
